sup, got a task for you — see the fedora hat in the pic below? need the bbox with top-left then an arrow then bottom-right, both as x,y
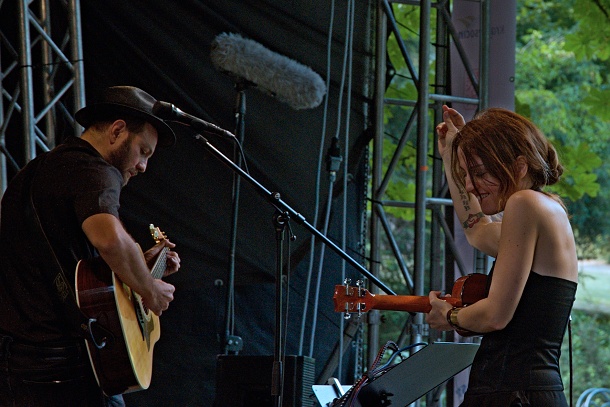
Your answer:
75,86 -> 176,147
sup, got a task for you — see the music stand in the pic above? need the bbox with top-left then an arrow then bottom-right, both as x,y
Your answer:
352,341 -> 479,407
313,342 -> 478,407
312,377 -> 352,407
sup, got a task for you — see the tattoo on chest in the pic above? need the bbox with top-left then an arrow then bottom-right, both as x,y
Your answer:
463,212 -> 484,229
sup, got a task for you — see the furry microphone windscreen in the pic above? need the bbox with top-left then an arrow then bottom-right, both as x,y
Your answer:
210,32 -> 326,110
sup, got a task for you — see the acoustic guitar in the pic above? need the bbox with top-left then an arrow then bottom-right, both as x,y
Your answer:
333,274 -> 487,334
75,224 -> 169,395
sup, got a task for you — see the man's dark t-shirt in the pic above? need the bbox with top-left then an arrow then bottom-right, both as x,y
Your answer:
0,137 -> 123,343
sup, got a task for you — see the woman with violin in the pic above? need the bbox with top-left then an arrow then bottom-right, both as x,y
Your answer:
426,105 -> 578,406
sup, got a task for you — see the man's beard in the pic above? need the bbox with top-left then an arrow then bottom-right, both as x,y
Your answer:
106,135 -> 134,186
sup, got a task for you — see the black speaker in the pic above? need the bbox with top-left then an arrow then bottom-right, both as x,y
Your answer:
213,355 -> 315,407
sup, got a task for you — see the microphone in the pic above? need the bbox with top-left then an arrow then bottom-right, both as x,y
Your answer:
210,32 -> 326,110
152,101 -> 235,139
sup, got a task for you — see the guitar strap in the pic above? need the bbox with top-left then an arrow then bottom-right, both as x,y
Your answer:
25,154 -> 113,349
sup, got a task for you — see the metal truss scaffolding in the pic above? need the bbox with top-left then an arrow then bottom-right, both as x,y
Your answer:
0,0 -> 85,192
368,0 -> 489,359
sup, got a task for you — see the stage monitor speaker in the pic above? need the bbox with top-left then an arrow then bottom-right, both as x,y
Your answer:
213,355 -> 315,407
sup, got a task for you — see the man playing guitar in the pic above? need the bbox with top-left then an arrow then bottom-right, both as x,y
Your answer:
0,86 -> 181,407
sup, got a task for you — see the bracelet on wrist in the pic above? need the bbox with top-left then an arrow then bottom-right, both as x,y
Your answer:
446,307 -> 462,329
446,306 -> 479,336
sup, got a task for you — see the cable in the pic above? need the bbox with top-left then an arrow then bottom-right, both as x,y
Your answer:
568,315 -> 574,407
298,0 -> 336,356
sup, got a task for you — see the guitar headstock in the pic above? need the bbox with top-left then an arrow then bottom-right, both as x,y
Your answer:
149,224 -> 167,243
333,279 -> 373,320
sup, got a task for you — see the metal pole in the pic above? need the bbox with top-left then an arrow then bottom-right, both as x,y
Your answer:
18,0 -> 36,161
368,0 -> 388,367
480,0 -> 490,110
69,0 -> 86,135
412,0 -> 432,348
430,0 -> 450,341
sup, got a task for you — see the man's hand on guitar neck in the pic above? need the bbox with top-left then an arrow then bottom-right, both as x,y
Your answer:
142,238 -> 181,316
82,214 -> 182,316
144,239 -> 181,277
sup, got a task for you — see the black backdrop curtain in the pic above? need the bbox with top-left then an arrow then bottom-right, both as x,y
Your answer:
34,0 -> 377,405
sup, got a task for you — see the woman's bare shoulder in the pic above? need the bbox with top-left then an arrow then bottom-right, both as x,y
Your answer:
506,189 -> 564,216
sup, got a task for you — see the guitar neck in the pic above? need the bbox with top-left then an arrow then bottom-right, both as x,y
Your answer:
334,274 -> 487,317
369,294 -> 462,313
150,247 -> 169,280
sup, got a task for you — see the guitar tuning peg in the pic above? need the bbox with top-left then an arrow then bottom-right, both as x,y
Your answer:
343,279 -> 352,295
343,303 -> 352,320
355,280 -> 365,289
356,302 -> 365,313
356,280 -> 366,297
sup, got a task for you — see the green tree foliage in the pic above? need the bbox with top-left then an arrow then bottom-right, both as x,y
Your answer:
561,310 -> 610,400
515,0 -> 610,253
565,0 -> 610,64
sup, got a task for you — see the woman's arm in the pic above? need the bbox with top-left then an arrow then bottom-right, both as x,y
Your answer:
427,191 -> 539,333
437,105 -> 501,257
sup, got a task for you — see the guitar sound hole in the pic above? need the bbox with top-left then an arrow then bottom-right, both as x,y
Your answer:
134,294 -> 149,327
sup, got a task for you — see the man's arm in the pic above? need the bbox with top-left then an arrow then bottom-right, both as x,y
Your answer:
81,213 -> 174,315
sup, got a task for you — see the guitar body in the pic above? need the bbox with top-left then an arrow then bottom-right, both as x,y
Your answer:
75,224 -> 168,396
75,257 -> 160,395
450,273 -> 488,307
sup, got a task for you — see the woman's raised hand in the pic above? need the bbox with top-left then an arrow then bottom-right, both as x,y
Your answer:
436,105 -> 466,159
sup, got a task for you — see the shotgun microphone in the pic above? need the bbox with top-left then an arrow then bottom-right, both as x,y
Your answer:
210,32 -> 326,110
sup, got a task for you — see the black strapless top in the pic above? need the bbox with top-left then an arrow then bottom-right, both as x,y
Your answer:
466,270 -> 577,394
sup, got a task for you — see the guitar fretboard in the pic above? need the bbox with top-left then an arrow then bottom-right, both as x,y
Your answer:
151,247 -> 169,280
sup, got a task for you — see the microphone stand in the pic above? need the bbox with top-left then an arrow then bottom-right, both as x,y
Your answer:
194,136 -> 395,294
271,209 -> 291,407
222,80 -> 249,355
193,133 -> 396,407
